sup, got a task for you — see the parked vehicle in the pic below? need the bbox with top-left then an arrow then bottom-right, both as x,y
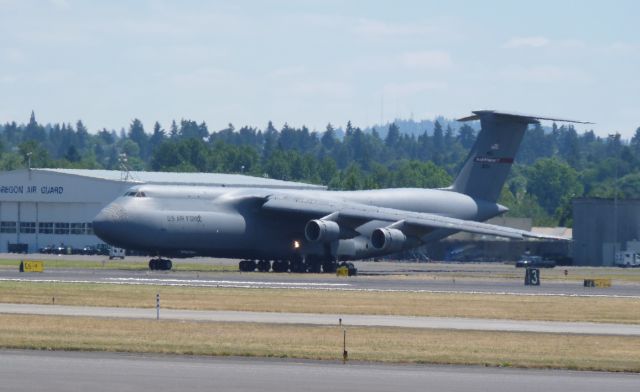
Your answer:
39,244 -> 69,255
516,255 -> 556,268
615,252 -> 640,268
94,243 -> 110,256
109,247 -> 126,260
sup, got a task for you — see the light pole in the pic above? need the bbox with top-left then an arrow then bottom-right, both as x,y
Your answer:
608,133 -> 620,265
26,151 -> 33,180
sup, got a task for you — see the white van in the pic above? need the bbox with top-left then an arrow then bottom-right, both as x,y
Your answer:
109,247 -> 126,260
615,252 -> 640,268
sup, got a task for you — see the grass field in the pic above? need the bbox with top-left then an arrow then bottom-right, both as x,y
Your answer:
1,314 -> 638,372
1,281 -> 639,324
2,259 -> 639,370
0,258 -> 237,272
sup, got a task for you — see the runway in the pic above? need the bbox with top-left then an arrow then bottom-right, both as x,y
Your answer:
0,350 -> 638,392
2,303 -> 639,336
1,267 -> 639,298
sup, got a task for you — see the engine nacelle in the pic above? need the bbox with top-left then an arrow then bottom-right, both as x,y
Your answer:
305,219 -> 340,242
371,227 -> 406,252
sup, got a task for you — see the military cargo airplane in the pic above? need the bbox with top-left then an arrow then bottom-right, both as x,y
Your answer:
93,110 -> 585,272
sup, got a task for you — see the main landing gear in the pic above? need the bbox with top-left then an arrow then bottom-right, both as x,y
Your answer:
238,257 -> 340,274
149,258 -> 172,271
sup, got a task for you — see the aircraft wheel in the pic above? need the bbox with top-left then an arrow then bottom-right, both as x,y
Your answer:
149,259 -> 158,270
306,258 -> 322,273
322,261 -> 337,273
257,259 -> 271,272
239,260 -> 256,272
162,259 -> 173,270
149,258 -> 172,271
272,259 -> 288,273
290,258 -> 307,273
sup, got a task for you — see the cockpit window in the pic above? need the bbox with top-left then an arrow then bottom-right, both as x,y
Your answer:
123,191 -> 146,197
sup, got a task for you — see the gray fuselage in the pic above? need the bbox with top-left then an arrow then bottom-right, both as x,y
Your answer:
93,185 -> 504,261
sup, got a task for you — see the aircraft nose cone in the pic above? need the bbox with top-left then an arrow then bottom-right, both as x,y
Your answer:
93,203 -> 128,244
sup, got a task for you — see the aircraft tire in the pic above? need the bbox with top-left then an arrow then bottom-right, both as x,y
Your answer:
239,260 -> 256,272
290,258 -> 307,273
272,259 -> 288,273
257,259 -> 271,272
162,259 -> 172,270
149,259 -> 158,270
307,259 -> 322,273
149,258 -> 172,271
248,259 -> 257,272
322,261 -> 337,273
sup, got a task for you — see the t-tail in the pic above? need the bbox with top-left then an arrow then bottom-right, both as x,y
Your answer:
451,110 -> 591,203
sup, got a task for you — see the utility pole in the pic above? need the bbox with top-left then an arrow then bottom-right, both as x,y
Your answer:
26,151 -> 33,180
608,133 -> 620,265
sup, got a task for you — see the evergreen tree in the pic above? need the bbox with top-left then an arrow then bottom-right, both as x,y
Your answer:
127,119 -> 148,159
98,128 -> 115,144
321,123 -> 336,151
385,123 -> 400,148
24,111 -> 46,143
75,120 -> 90,150
169,120 -> 179,139
432,120 -> 444,164
631,127 -> 640,154
262,121 -> 278,161
457,124 -> 475,149
65,145 -> 81,162
149,122 -> 166,156
178,119 -> 208,140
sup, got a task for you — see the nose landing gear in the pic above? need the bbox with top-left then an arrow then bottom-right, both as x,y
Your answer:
149,258 -> 172,271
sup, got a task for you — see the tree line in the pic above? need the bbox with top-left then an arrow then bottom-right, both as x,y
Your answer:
2,111 -> 640,227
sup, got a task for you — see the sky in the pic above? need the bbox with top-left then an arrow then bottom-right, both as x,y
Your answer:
1,0 -> 639,137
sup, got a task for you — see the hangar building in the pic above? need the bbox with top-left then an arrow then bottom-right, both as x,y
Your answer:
0,168 -> 324,253
573,198 -> 640,266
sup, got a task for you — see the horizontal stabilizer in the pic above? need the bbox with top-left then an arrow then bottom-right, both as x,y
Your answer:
457,110 -> 593,124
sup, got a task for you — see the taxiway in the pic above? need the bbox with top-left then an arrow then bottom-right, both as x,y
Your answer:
1,350 -> 638,392
1,303 -> 638,335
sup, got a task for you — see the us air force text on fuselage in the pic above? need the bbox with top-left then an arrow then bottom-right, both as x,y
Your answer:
166,215 -> 202,223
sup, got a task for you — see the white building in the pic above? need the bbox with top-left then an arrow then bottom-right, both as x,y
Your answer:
0,168 -> 324,253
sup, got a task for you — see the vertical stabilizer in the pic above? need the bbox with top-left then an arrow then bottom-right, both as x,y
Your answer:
451,110 -> 589,202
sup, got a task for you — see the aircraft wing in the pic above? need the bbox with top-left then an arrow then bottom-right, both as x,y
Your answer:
261,194 -> 568,242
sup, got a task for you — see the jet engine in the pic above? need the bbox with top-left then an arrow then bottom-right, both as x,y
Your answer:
305,219 -> 340,242
371,227 -> 406,252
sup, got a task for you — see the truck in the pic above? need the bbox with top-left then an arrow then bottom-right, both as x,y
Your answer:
615,251 -> 640,268
109,247 -> 126,260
